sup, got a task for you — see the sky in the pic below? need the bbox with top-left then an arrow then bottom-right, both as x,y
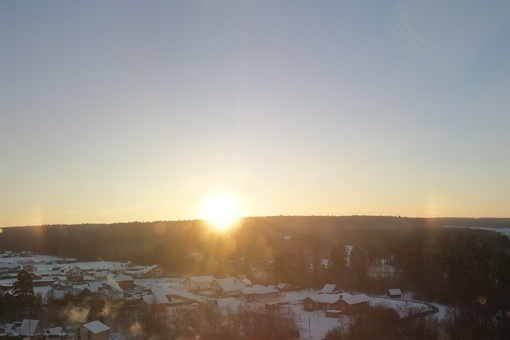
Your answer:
1,0 -> 510,227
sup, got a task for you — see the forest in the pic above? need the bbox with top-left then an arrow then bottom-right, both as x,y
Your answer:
2,216 -> 510,338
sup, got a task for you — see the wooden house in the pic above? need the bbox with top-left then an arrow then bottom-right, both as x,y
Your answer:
74,321 -> 110,340
66,266 -> 85,282
20,319 -> 44,340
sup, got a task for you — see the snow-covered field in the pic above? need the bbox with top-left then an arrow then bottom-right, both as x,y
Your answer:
290,303 -> 345,340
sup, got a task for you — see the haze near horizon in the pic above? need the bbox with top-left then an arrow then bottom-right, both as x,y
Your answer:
1,1 -> 510,227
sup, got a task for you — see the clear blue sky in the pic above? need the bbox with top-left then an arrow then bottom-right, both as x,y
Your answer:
1,1 -> 510,227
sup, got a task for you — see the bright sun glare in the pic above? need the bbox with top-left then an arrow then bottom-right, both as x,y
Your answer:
199,191 -> 244,232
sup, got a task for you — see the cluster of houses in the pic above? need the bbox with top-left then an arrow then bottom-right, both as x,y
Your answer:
0,251 -> 404,339
0,319 -> 110,340
0,251 -> 165,303
302,284 -> 372,317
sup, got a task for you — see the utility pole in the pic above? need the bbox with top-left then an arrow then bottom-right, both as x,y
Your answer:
309,317 -> 311,340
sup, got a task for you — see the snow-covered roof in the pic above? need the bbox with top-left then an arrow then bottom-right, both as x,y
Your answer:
20,319 -> 41,336
190,275 -> 216,283
158,287 -> 206,302
140,264 -> 158,274
277,283 -> 288,290
94,271 -> 108,277
115,274 -> 133,282
142,292 -> 169,305
342,294 -> 370,305
0,263 -> 19,269
44,327 -> 66,336
388,288 -> 402,296
76,282 -> 104,293
215,277 -> 245,292
241,285 -> 279,295
89,282 -> 104,292
60,261 -> 127,272
51,289 -> 68,300
318,293 -> 343,304
321,284 -> 340,294
82,320 -> 110,334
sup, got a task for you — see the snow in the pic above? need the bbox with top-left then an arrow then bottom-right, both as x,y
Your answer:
387,288 -> 402,296
20,319 -> 40,336
279,290 -> 316,303
114,274 -> 133,282
371,297 -> 431,318
190,275 -> 216,283
215,277 -> 245,292
290,304 -> 344,340
429,302 -> 450,320
142,294 -> 169,305
321,284 -> 340,294
315,293 -> 343,304
342,294 -> 370,305
242,285 -> 279,295
83,320 -> 110,334
44,326 -> 66,336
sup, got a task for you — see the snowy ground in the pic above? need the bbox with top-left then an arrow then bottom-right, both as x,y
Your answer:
290,303 -> 345,340
429,302 -> 450,320
371,297 -> 430,317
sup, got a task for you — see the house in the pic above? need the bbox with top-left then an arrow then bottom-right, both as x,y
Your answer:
139,265 -> 164,278
320,284 -> 343,294
108,264 -> 126,276
303,293 -> 370,314
141,288 -> 170,313
2,323 -> 19,337
303,293 -> 343,311
44,326 -> 67,338
115,274 -> 134,291
66,266 -> 85,282
387,288 -> 402,299
241,285 -> 279,301
22,263 -> 36,273
75,320 -> 110,340
185,275 -> 216,292
340,294 -> 371,314
212,277 -> 246,297
302,296 -> 318,311
93,271 -> 108,282
77,282 -> 104,299
277,283 -> 297,291
20,319 -> 44,340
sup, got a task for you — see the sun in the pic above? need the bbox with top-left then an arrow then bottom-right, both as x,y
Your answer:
198,191 -> 245,232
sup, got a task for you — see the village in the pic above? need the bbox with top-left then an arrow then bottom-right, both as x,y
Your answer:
0,249 -> 442,339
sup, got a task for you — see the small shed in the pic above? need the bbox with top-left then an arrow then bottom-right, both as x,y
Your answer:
387,288 -> 402,299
